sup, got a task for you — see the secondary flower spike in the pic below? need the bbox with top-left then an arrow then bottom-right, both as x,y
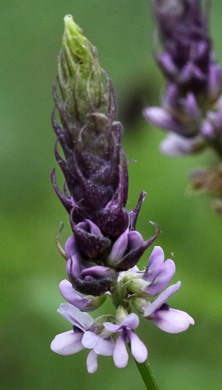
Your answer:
144,0 -> 222,205
51,15 -> 194,376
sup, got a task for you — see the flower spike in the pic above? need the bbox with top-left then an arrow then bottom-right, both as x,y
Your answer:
50,14 -> 194,377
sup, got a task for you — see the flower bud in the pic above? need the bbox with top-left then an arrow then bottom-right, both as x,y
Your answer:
65,236 -> 117,296
124,277 -> 150,296
58,15 -> 109,122
143,107 -> 192,136
72,219 -> 111,259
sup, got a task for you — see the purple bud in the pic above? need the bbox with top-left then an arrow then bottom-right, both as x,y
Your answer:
160,133 -> 205,156
184,93 -> 200,121
107,228 -> 129,264
196,41 -> 209,63
162,84 -> 179,110
72,219 -> 111,259
114,223 -> 160,272
81,265 -> 117,280
67,257 -> 117,296
95,202 -> 129,239
200,120 -> 215,140
65,236 -> 77,259
65,236 -> 117,296
107,227 -> 146,269
179,62 -> 206,86
156,52 -> 178,79
152,0 -> 211,93
143,107 -> 192,136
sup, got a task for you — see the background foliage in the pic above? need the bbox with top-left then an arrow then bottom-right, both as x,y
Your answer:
1,1 -> 222,389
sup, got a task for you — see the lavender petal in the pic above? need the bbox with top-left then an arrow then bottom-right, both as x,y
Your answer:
108,228 -> 129,264
146,259 -> 176,296
143,107 -> 190,136
143,282 -> 181,317
65,236 -> 76,258
113,334 -> 128,368
104,313 -> 139,333
151,308 -> 195,334
129,331 -> 148,363
160,134 -> 203,156
82,331 -> 114,356
58,303 -> 94,330
144,246 -> 165,282
50,330 -> 84,355
120,313 -> 140,330
86,350 -> 98,374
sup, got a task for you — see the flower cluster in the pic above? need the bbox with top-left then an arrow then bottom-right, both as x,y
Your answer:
144,0 -> 222,155
51,247 -> 194,373
50,15 -> 194,373
143,0 -> 222,202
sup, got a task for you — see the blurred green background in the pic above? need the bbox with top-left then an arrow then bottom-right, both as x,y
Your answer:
1,1 -> 222,389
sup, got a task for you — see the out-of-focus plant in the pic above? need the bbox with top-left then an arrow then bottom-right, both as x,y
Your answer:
144,0 -> 222,211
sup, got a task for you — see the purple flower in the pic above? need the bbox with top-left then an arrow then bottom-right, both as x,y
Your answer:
107,225 -> 160,271
143,107 -> 191,136
71,219 -> 111,259
104,313 -> 148,368
160,133 -> 205,156
153,0 -> 211,92
121,246 -> 176,297
51,303 -> 114,373
142,246 -> 176,295
145,0 -> 222,159
59,280 -> 106,312
65,235 -> 117,296
137,282 -> 195,334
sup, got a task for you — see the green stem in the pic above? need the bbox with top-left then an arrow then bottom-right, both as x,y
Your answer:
110,284 -> 158,389
134,359 -> 159,390
110,281 -> 127,309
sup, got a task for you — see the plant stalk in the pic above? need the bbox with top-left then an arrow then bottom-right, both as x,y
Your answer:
134,359 -> 159,390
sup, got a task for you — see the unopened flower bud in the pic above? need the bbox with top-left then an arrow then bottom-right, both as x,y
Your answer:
124,278 -> 150,296
58,15 -> 109,122
115,307 -> 129,324
72,219 -> 111,259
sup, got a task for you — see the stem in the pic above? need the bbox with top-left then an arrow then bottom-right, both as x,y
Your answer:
110,284 -> 158,389
110,281 -> 127,309
134,359 -> 159,390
